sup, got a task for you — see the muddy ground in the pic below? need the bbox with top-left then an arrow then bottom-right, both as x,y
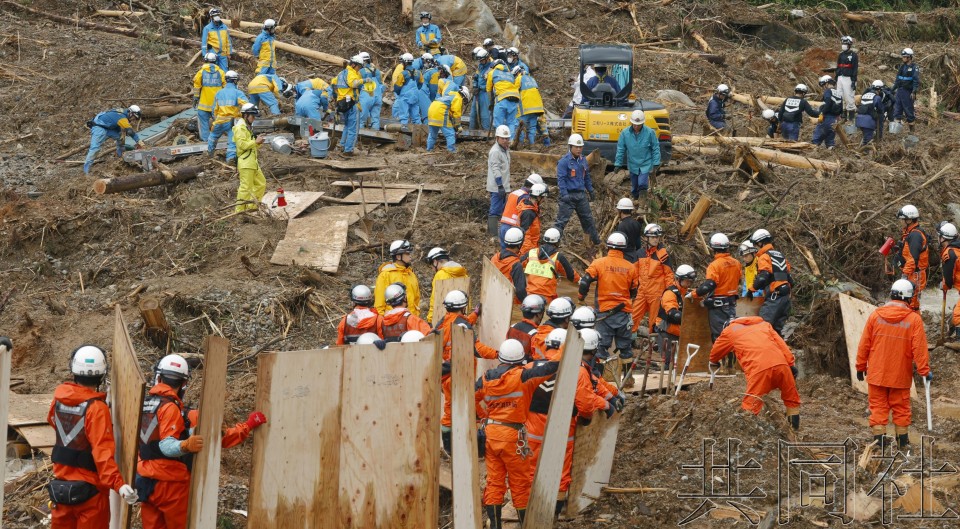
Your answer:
3,0 -> 960,527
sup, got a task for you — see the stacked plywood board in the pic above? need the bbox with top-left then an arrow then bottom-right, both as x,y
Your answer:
270,203 -> 378,273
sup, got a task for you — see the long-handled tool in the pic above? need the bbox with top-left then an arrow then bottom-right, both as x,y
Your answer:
639,340 -> 654,394
924,377 -> 933,431
675,344 -> 700,397
670,340 -> 680,394
659,340 -> 669,395
940,288 -> 948,345
708,362 -> 719,390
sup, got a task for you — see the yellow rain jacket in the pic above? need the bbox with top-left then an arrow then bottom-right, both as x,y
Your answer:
248,74 -> 280,96
427,90 -> 463,128
427,261 -> 469,323
193,64 -> 225,113
375,262 -> 421,317
486,64 -> 520,102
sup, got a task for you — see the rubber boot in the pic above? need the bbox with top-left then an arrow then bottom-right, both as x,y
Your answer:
554,499 -> 567,517
441,430 -> 452,454
788,414 -> 800,431
485,505 -> 503,529
898,433 -> 910,451
908,123 -> 915,133
874,434 -> 886,451
516,508 -> 526,525
487,216 -> 499,237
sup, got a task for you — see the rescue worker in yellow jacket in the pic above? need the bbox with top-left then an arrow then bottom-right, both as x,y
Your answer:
207,70 -> 247,163
193,52 -> 226,142
375,239 -> 421,316
200,8 -> 231,71
427,86 -> 470,153
515,67 -> 547,146
425,247 -> 470,324
486,60 -> 521,138
233,104 -> 266,212
333,56 -> 365,155
247,73 -> 290,116
252,19 -> 277,74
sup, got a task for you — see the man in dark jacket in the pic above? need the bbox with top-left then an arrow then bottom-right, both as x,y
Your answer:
777,84 -> 820,141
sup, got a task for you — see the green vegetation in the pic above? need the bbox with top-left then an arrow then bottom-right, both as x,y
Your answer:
746,0 -> 958,10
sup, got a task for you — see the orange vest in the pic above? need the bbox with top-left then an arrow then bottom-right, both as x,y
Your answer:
492,250 -> 521,283
506,319 -> 538,357
524,249 -> 558,303
499,188 -> 527,226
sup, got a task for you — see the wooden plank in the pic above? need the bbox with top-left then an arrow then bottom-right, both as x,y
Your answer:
0,339 -> 10,516
14,423 -> 56,448
451,326 -> 482,529
431,276 -> 471,325
341,187 -> 411,205
310,157 -> 388,171
478,258 -> 515,372
112,305 -> 146,529
316,204 -> 380,227
677,300 -> 713,374
526,328 -> 585,528
566,412 -> 620,516
331,180 -> 445,192
269,217 -> 349,272
679,196 -> 712,240
7,392 -> 53,426
338,339 -> 440,528
248,349 -> 343,529
260,191 -> 325,219
838,293 -> 918,398
187,336 -> 230,529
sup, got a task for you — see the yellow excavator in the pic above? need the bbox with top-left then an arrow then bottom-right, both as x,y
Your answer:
571,44 -> 672,163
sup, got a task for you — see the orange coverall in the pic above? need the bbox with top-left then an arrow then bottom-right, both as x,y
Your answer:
491,249 -> 528,302
632,245 -> 672,333
47,382 -> 126,529
940,243 -> 960,326
530,321 -> 561,360
436,312 -> 496,427
898,223 -> 929,310
335,306 -> 384,344
582,249 -> 639,313
517,198 -> 541,256
506,318 -> 540,358
654,282 -> 689,338
476,360 -> 559,510
138,384 -> 253,529
381,307 -> 431,341
709,317 -> 800,415
855,300 -> 930,431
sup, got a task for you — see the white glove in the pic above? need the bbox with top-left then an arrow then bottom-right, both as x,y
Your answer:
119,484 -> 138,505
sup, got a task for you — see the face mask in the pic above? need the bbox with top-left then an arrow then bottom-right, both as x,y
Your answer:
421,21 -> 429,27
841,44 -> 849,51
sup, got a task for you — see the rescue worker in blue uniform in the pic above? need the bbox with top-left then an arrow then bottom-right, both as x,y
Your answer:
294,88 -> 329,120
414,12 -> 441,49
193,52 -> 226,142
207,70 -> 248,162
761,109 -> 780,138
470,48 -> 493,130
856,81 -> 885,146
706,84 -> 730,130
505,47 -> 529,74
200,8 -> 232,72
487,60 -> 521,138
585,65 -> 621,93
516,67 -> 546,146
836,36 -> 859,120
252,19 -> 277,75
391,53 -> 421,125
811,76 -> 842,149
358,51 -> 384,130
417,54 -> 440,120
84,106 -> 144,174
334,56 -> 365,156
777,84 -> 820,141
892,47 -> 920,132
554,134 -> 600,246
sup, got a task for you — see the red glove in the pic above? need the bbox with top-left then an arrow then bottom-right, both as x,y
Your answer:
472,303 -> 482,317
246,411 -> 268,430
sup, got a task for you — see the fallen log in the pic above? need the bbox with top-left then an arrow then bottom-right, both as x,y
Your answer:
691,31 -> 712,53
140,104 -> 192,118
732,92 -> 861,110
672,134 -> 815,151
642,47 -> 725,65
227,28 -> 345,66
673,145 -> 839,172
94,166 -> 203,194
679,195 -> 712,240
511,150 -> 607,179
842,12 -> 876,23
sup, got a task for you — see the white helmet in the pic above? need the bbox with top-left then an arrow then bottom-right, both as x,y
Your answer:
818,75 -> 834,86
483,38 -> 495,47
507,46 -> 520,56
939,222 -> 958,240
225,70 -> 239,83
504,227 -> 524,246
616,198 -> 635,211
358,51 -> 371,62
841,35 -> 854,45
709,232 -> 730,250
739,240 -> 758,256
263,18 -> 277,32
421,52 -> 434,61
476,49 -> 489,59
716,84 -> 730,95
901,48 -> 914,57
426,247 -> 449,262
547,297 -> 574,320
401,52 -> 414,62
127,104 -> 142,118
459,86 -> 471,103
498,339 -> 526,364
349,55 -> 364,65
750,228 -> 772,245
675,264 -> 696,281
156,354 -> 189,381
472,46 -> 483,57
567,134 -> 584,147
384,283 -> 407,306
350,284 -> 374,306
400,330 -> 425,343
571,307 -> 596,329
511,65 -> 523,76
529,183 -> 548,198
356,333 -> 381,345
521,294 -> 546,316
795,83 -> 809,93
71,345 -> 107,377
542,227 -> 561,244
897,204 -> 920,220
644,223 -> 664,237
443,290 -> 468,310
580,328 -> 600,351
872,79 -> 885,89
205,52 -> 218,63
606,231 -> 627,249
495,125 -> 512,139
545,328 -> 567,350
389,239 -> 413,256
891,279 -> 915,301
762,109 -> 776,120
526,173 -> 544,186
630,109 -> 645,125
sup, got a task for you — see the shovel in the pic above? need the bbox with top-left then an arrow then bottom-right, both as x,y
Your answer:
639,340 -> 654,394
659,340 -> 669,395
675,344 -> 700,397
924,377 -> 933,431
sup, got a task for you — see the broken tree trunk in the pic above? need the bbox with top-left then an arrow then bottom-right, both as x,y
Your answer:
672,134 -> 815,151
140,104 -> 192,118
642,47 -> 725,65
93,166 -> 203,194
691,31 -> 712,53
227,28 -> 345,66
679,196 -> 712,240
138,297 -> 171,349
401,0 -> 414,21
673,145 -> 839,172
732,92 -> 861,110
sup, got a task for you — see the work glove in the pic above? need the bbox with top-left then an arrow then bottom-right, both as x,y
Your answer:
709,362 -> 722,370
925,372 -> 933,382
604,402 -> 615,419
856,370 -> 865,381
497,185 -> 506,202
373,339 -> 387,351
193,96 -> 199,109
472,303 -> 482,317
588,190 -> 596,202
180,435 -> 205,453
790,365 -> 798,379
609,395 -> 624,412
246,411 -> 268,430
911,92 -> 916,101
577,416 -> 593,427
136,141 -> 146,149
0,336 -> 11,351
118,484 -> 138,505
577,294 -> 585,302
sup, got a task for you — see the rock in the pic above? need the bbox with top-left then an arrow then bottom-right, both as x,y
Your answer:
502,20 -> 542,72
414,0 -> 501,39
878,64 -> 889,71
906,13 -> 918,24
789,9 -> 805,19
654,89 -> 696,108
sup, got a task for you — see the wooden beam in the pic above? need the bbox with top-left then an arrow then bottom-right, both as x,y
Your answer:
187,336 -> 230,529
566,413 -> 620,516
94,166 -> 203,194
139,104 -> 191,118
478,258 -> 515,373
672,134 -> 815,151
525,329 -> 585,529
227,28 -> 345,67
138,297 -> 170,350
0,339 -> 11,518
691,31 -> 712,53
330,180 -> 446,192
679,195 -> 712,240
111,306 -> 146,529
451,326 -> 482,529
673,145 -> 840,172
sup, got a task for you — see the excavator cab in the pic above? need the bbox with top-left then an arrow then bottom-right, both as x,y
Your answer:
572,44 -> 672,163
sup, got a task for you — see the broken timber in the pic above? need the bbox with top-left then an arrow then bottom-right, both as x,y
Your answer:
94,166 -> 203,194
679,195 -> 712,240
673,144 -> 839,172
138,297 -> 170,349
510,149 -> 607,179
226,28 -> 345,66
330,180 -> 445,192
672,134 -> 815,151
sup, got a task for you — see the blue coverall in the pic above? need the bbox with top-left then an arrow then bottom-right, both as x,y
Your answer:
554,152 -> 600,245
892,61 -> 920,123
84,110 -> 141,174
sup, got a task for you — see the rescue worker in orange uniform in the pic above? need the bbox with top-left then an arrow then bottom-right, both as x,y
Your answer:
632,223 -> 673,335
499,173 -> 545,250
938,222 -> 960,339
856,279 -> 931,451
654,264 -> 696,372
435,290 -> 495,453
425,246 -> 469,324
137,354 -> 267,529
508,295 -> 546,359
709,317 -> 801,430
518,183 -> 548,255
374,239 -> 421,316
522,230 -> 579,304
694,233 -> 743,367
476,339 -> 560,528
524,328 -> 621,516
491,227 -> 528,302
531,297 -> 574,359
570,306 -> 596,330
750,229 -> 794,337
381,283 -> 431,342
47,345 -> 139,529
894,205 -> 929,310
336,285 -> 384,345
579,232 -> 640,367
540,227 -> 581,285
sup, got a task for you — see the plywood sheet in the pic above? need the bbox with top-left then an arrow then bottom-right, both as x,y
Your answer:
316,204 -> 379,227
260,191 -> 325,219
311,157 -> 388,171
478,258 -> 514,372
112,305 -> 146,529
566,413 -> 620,516
451,326 -> 482,529
248,349 -> 344,529
7,392 -> 53,426
0,340 -> 11,515
269,217 -> 349,272
431,276 -> 470,325
338,340 -> 440,529
838,293 -> 918,398
341,187 -> 411,205
330,180 -> 445,192
187,336 -> 229,529
525,329 -> 585,529
678,300 -> 713,374
15,424 -> 56,448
